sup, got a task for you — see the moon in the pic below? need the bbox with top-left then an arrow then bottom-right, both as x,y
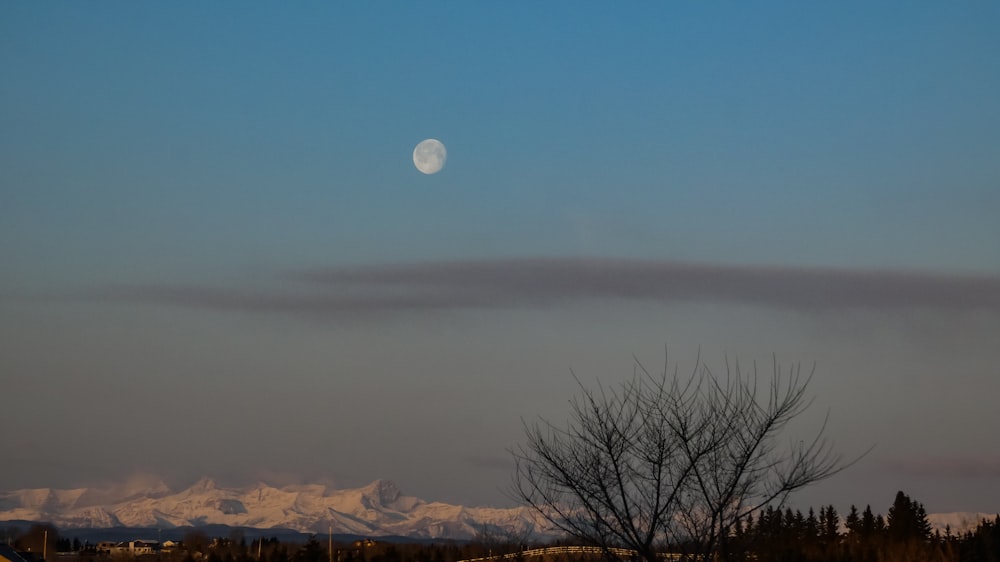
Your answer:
413,138 -> 447,174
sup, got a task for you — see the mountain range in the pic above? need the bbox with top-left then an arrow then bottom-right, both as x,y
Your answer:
0,478 -> 541,541
0,479 -> 995,541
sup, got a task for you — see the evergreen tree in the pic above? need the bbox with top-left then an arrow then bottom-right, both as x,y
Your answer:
296,536 -> 326,562
268,544 -> 290,562
790,508 -> 804,542
806,507 -> 820,541
845,505 -> 861,537
887,490 -> 931,541
763,505 -> 781,537
820,505 -> 840,544
957,514 -> 1000,562
861,505 -> 878,539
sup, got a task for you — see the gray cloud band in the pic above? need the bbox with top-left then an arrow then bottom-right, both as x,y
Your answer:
884,457 -> 1000,479
97,258 -> 1000,316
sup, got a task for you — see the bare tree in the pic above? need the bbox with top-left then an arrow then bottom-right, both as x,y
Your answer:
511,350 -> 858,562
472,523 -> 535,560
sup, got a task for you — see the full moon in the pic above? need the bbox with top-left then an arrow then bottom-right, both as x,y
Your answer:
413,138 -> 447,174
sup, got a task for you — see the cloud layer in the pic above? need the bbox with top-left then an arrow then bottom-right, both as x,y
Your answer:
94,258 -> 1000,318
884,457 -> 1000,479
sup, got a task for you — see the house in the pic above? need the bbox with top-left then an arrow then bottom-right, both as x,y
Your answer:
0,545 -> 32,562
127,541 -> 160,555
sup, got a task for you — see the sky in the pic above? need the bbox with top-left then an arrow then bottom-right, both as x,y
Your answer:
2,2 -> 999,516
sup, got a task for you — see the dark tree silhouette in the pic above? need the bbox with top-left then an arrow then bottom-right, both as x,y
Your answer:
14,523 -> 59,559
296,536 -> 326,562
512,350 -> 857,562
887,490 -> 932,542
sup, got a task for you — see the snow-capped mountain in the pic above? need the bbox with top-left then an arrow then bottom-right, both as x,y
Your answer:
0,479 -> 542,540
927,512 -> 999,536
2,479 -> 995,540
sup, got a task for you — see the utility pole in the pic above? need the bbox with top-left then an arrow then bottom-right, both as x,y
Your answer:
328,524 -> 333,562
43,530 -> 48,562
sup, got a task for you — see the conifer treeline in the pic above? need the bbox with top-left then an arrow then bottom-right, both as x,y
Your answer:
722,491 -> 999,562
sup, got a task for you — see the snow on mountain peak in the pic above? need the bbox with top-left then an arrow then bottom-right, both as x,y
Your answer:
21,479 -> 995,542
928,512 -> 1000,535
0,478 -> 538,541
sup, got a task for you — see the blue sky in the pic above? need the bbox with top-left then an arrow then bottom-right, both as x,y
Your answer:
2,3 -> 999,514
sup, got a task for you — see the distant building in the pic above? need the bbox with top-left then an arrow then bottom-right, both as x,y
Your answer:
127,541 -> 160,555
